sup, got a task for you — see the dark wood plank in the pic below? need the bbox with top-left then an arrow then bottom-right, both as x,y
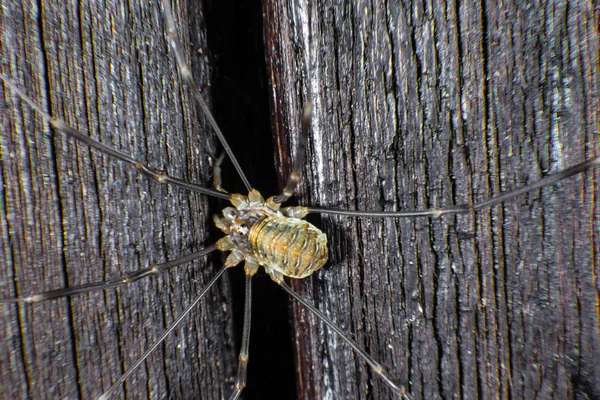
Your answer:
264,1 -> 599,399
1,1 -> 238,398
3,0 -> 599,399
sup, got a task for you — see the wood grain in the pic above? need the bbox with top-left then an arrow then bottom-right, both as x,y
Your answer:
1,1 -> 238,398
1,0 -> 599,399
265,1 -> 599,399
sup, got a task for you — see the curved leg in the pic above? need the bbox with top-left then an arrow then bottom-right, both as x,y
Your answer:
273,102 -> 313,203
1,246 -> 217,302
228,275 -> 253,400
280,281 -> 412,400
160,0 -> 252,192
307,155 -> 600,218
98,265 -> 229,400
0,75 -> 230,201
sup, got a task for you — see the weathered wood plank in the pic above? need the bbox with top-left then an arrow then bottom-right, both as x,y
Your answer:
1,1 -> 239,398
2,0 -> 599,399
265,1 -> 599,399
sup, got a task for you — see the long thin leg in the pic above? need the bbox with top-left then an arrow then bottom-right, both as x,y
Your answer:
98,265 -> 229,400
0,246 -> 217,303
160,0 -> 252,192
273,102 -> 312,203
307,155 -> 600,218
0,75 -> 231,201
228,275 -> 253,400
280,281 -> 412,400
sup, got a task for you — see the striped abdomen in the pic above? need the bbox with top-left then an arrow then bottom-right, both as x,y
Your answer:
248,216 -> 328,279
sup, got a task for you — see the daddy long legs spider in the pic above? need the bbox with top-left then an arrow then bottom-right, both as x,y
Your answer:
2,0 -> 599,399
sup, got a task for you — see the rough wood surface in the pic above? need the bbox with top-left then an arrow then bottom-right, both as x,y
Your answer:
1,1 -> 599,400
1,1 -> 238,398
264,1 -> 599,399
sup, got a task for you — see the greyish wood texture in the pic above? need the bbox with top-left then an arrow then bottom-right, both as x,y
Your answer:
1,1 -> 239,398
1,1 -> 599,400
264,1 -> 599,399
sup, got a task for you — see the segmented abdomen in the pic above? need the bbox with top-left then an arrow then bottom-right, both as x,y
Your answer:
249,216 -> 328,279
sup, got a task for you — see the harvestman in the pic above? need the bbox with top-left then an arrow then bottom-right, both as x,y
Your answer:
2,1 -> 599,399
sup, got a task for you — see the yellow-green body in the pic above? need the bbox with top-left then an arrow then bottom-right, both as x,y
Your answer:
214,189 -> 328,282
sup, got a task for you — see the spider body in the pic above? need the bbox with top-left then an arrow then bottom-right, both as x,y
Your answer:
214,189 -> 328,280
